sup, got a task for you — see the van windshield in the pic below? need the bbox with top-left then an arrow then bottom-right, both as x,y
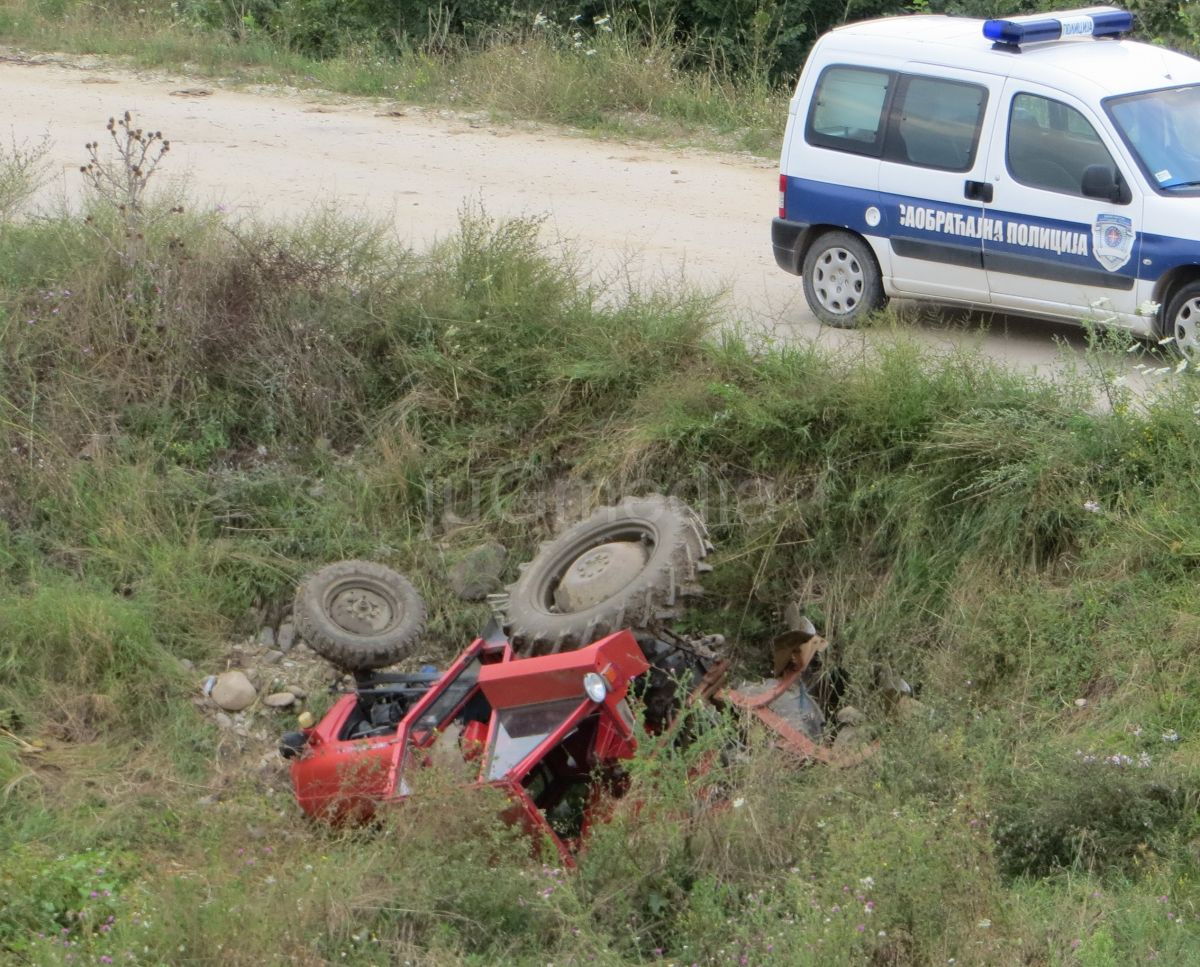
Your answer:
1107,85 -> 1200,190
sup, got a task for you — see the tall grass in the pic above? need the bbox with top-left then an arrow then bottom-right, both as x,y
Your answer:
3,147 -> 1200,962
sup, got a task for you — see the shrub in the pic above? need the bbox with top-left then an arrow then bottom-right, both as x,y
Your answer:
993,754 -> 1200,878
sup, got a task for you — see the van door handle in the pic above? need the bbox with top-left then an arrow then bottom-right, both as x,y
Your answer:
964,180 -> 993,203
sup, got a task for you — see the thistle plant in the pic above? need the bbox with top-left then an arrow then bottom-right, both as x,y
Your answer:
80,111 -> 180,263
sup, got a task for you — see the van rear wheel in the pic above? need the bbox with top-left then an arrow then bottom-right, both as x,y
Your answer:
1163,281 -> 1200,361
802,230 -> 885,328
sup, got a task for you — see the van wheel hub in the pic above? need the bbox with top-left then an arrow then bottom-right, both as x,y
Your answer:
813,247 -> 864,313
1173,296 -> 1200,359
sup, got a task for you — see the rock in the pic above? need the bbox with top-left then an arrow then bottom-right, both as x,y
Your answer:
197,794 -> 220,806
895,696 -> 930,720
783,600 -> 804,632
277,620 -> 296,652
833,726 -> 867,752
214,712 -> 234,730
259,627 -> 276,649
836,705 -> 868,727
211,671 -> 256,712
263,691 -> 296,708
287,686 -> 307,700
263,649 -> 284,665
448,542 -> 508,601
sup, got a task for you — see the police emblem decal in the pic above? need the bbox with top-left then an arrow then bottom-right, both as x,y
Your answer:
1091,214 -> 1135,272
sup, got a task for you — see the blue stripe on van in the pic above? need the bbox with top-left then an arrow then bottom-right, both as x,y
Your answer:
782,176 -> 1167,287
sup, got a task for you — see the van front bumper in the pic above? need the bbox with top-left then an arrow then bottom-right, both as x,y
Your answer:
772,217 -> 809,275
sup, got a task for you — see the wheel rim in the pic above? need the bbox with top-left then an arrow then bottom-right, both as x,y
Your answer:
326,583 -> 396,636
1174,298 -> 1200,361
812,247 -> 865,316
533,523 -> 658,616
554,540 -> 649,612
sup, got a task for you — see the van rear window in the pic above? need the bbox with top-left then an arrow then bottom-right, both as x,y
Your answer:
806,66 -> 892,156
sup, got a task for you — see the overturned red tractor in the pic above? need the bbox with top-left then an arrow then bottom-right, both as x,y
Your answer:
281,496 -> 848,859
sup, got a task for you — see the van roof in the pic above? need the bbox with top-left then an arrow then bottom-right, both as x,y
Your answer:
820,14 -> 1200,101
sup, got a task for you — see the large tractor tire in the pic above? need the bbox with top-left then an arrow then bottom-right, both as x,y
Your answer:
494,494 -> 712,656
293,560 -> 426,671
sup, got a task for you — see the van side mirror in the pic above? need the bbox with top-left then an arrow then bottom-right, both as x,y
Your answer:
1082,164 -> 1131,204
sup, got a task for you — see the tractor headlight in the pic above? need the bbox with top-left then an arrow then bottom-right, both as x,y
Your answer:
583,672 -> 609,703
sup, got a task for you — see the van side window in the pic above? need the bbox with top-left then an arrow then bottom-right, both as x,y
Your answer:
887,76 -> 987,171
1007,93 -> 1119,196
806,66 -> 892,156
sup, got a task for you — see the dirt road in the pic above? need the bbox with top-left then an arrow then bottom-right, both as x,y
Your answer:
1,55 -> 1110,374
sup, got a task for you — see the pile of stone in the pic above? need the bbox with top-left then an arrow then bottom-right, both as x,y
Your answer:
194,615 -> 339,747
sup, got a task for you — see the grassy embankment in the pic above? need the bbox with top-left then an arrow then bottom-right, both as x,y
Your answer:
1,119 -> 1200,965
0,0 -> 786,155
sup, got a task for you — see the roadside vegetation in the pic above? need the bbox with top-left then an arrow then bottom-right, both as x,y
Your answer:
3,0 -> 1198,156
2,121 -> 1200,964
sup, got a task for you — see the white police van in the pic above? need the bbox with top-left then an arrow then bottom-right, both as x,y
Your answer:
772,6 -> 1200,357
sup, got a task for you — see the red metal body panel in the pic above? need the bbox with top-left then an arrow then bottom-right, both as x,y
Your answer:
291,693 -> 403,822
290,629 -> 649,852
292,637 -> 493,821
476,630 -> 648,707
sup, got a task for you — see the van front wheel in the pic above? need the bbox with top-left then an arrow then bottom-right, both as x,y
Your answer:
1163,281 -> 1200,361
802,231 -> 885,328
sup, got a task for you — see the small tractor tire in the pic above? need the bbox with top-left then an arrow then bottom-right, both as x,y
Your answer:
494,494 -> 712,656
293,560 -> 426,671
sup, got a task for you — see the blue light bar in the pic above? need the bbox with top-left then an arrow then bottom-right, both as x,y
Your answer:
983,7 -> 1133,49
